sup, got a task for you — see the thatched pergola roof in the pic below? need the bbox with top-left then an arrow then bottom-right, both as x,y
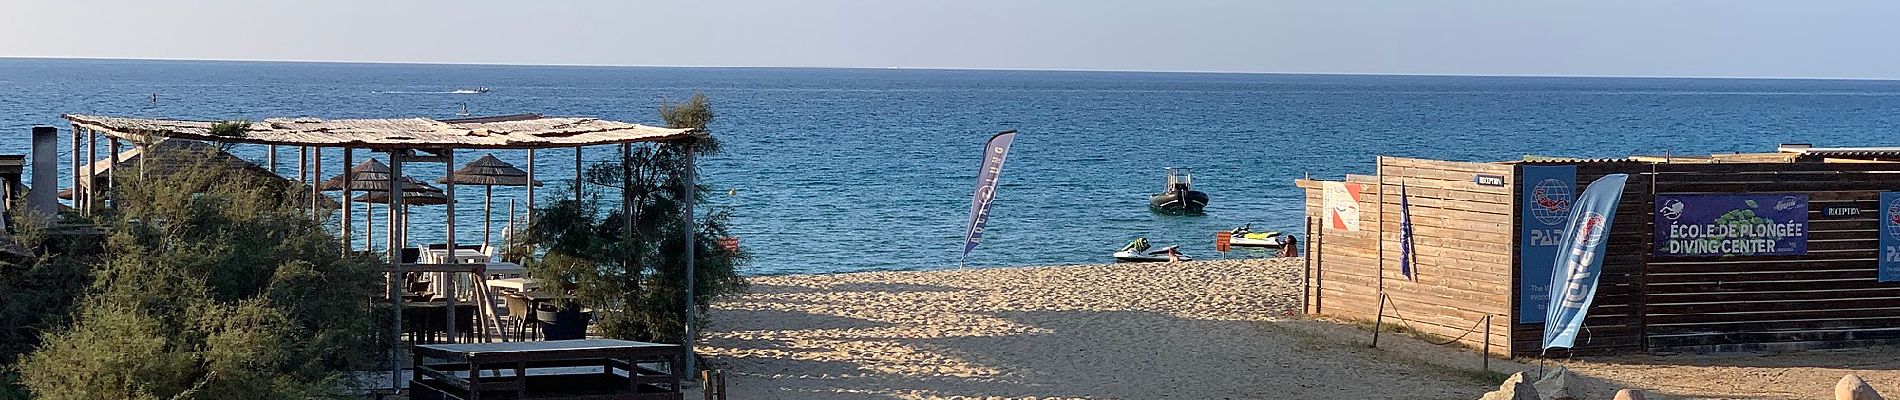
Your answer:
64,113 -> 700,149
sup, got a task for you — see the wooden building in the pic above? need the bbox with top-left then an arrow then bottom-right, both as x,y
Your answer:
1300,149 -> 1900,357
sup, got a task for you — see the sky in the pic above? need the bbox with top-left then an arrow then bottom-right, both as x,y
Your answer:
2,0 -> 1897,79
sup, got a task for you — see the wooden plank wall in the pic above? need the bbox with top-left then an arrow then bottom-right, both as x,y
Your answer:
1642,162 -> 1900,352
1301,157 -> 1516,356
1510,162 -> 1654,356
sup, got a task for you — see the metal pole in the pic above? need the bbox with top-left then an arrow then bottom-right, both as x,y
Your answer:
342,148 -> 354,253
268,144 -> 278,175
1371,293 -> 1386,348
526,149 -> 535,228
507,199 -> 517,257
483,185 -> 493,251
1482,315 -> 1492,371
681,140 -> 699,376
365,200 -> 375,252
387,149 -> 406,389
445,149 -> 458,342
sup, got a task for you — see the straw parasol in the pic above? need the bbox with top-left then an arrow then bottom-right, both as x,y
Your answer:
323,158 -> 448,251
439,154 -> 542,249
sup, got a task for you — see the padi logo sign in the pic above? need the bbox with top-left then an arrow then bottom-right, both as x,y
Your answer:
1575,212 -> 1608,247
1531,178 -> 1573,226
1888,198 -> 1900,241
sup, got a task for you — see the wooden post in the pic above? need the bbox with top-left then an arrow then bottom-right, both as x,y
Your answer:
1371,293 -> 1386,348
85,129 -> 96,214
342,148 -> 354,253
313,147 -> 323,215
107,137 -> 119,208
267,145 -> 277,175
445,149 -> 458,342
681,140 -> 699,377
573,146 -> 583,199
386,149 -> 406,389
69,125 -> 79,215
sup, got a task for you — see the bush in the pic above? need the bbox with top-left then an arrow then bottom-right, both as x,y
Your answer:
13,147 -> 379,399
523,92 -> 747,344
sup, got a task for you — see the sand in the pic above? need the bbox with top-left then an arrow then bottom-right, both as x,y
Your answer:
698,259 -> 1900,399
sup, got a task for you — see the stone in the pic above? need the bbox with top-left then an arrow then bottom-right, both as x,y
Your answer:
1478,372 -> 1540,400
1534,367 -> 1581,400
1613,389 -> 1648,400
1837,374 -> 1885,400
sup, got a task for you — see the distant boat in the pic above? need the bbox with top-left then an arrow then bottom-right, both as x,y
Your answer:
451,88 -> 491,94
457,102 -> 472,117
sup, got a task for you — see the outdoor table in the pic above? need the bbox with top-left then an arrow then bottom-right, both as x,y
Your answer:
425,248 -> 491,265
485,261 -> 527,279
410,339 -> 683,400
489,277 -> 542,293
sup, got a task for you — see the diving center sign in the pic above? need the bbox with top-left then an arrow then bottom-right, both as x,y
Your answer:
1654,193 -> 1808,257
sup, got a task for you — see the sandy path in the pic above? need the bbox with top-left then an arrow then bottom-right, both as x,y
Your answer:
700,259 -> 1492,399
698,259 -> 1900,399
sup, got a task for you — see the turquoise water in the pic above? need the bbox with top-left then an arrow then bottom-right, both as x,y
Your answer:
5,58 -> 1900,274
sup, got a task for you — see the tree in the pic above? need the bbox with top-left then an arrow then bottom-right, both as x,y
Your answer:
13,148 -> 381,399
522,92 -> 747,344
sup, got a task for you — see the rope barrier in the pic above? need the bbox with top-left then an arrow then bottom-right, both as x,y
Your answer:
1377,292 -> 1492,347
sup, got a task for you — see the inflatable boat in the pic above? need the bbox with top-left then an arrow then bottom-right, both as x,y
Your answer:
1149,167 -> 1208,215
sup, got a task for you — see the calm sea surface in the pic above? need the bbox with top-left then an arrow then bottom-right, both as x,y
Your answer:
5,58 -> 1900,274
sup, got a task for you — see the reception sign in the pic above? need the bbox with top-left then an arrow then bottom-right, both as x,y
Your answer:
1654,193 -> 1808,257
1518,165 -> 1576,323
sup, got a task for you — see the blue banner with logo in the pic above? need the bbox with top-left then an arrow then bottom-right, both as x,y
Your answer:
1654,193 -> 1808,257
1543,173 -> 1628,351
962,130 -> 1017,263
1882,192 -> 1900,282
1518,165 -> 1576,323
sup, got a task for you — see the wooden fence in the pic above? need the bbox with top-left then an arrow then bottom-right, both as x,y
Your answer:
1301,156 -> 1516,356
1307,156 -> 1900,357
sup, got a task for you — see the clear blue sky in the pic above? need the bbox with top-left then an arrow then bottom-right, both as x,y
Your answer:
3,0 -> 1895,78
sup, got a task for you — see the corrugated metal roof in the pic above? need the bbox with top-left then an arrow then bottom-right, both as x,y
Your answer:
65,114 -> 701,149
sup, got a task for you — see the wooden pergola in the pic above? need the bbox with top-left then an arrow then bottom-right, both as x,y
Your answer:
62,113 -> 709,388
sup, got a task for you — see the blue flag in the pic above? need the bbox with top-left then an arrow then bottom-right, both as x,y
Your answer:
1398,180 -> 1415,280
961,131 -> 1018,263
1543,173 -> 1629,351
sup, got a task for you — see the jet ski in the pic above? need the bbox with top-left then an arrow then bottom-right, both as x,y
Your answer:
1113,237 -> 1193,262
1149,167 -> 1208,215
1227,224 -> 1288,247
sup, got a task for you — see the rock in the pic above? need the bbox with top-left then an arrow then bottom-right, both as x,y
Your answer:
1837,374 -> 1885,400
1479,372 -> 1540,400
1613,389 -> 1647,400
1534,367 -> 1581,400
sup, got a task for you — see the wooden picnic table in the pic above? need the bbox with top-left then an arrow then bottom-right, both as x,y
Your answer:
410,339 -> 683,400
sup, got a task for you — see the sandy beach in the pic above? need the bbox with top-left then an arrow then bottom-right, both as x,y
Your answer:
700,258 -> 1900,400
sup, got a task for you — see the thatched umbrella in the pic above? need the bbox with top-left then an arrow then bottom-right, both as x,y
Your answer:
439,154 -> 542,249
323,159 -> 446,251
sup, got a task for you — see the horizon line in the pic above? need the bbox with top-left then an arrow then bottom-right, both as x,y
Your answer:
4,55 -> 1899,82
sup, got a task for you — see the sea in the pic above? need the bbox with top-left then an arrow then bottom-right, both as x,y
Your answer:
5,58 -> 1900,275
